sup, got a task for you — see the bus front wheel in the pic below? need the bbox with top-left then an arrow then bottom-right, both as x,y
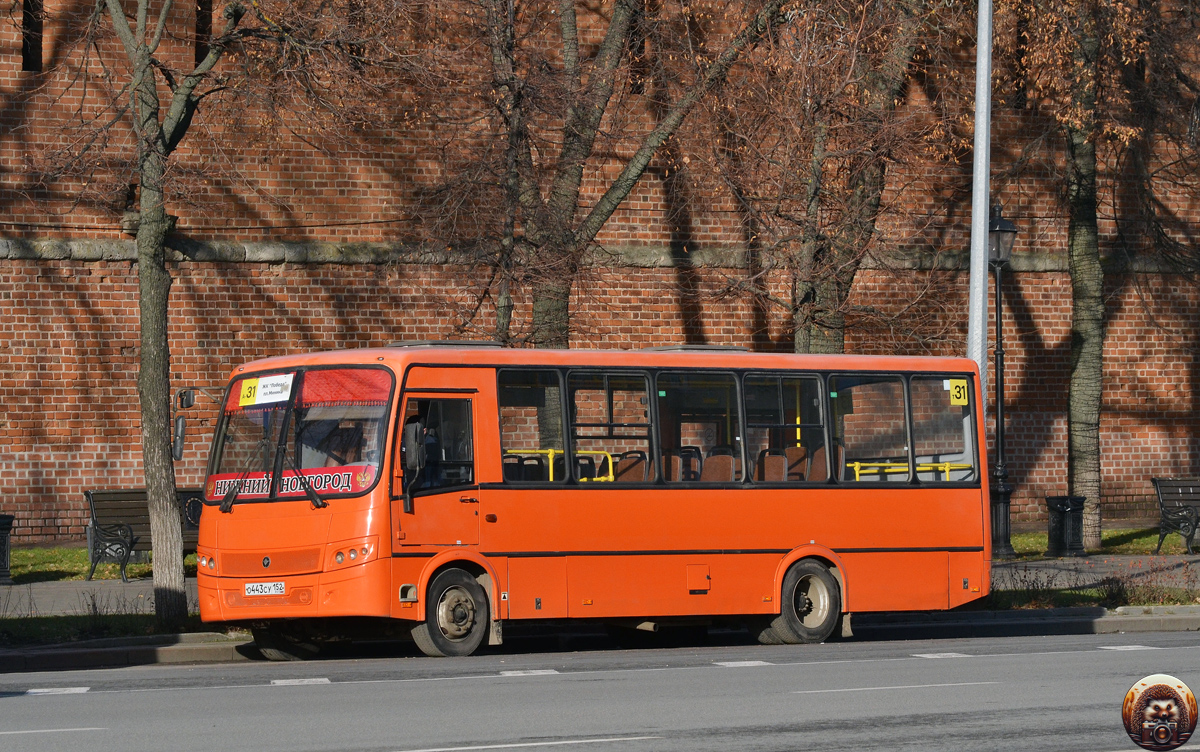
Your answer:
412,568 -> 489,657
769,560 -> 840,644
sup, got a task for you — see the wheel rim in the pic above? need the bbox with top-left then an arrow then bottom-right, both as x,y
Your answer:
435,585 -> 477,641
793,573 -> 831,629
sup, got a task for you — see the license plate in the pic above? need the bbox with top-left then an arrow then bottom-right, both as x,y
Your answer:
245,581 -> 285,596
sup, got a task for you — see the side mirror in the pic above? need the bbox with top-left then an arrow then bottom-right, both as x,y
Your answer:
172,415 -> 186,461
401,419 -> 426,514
177,389 -> 196,410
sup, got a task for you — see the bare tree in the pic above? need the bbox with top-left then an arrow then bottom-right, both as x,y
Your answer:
413,0 -> 798,348
700,0 -> 960,353
996,0 -> 1157,549
22,0 -> 415,625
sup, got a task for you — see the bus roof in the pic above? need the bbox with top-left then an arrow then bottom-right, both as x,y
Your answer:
226,343 -> 980,381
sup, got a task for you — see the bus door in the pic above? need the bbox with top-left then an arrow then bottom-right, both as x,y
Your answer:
392,369 -> 491,548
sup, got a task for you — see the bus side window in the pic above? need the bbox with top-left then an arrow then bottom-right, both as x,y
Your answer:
568,371 -> 652,482
829,375 -> 909,482
401,398 -> 474,493
499,369 -> 566,483
910,376 -> 978,483
743,374 -> 825,484
656,371 -> 742,482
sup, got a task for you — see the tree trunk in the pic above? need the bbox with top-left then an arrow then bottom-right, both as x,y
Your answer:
137,187 -> 186,627
1065,119 -> 1105,551
1064,11 -> 1105,552
531,277 -> 572,349
128,30 -> 186,626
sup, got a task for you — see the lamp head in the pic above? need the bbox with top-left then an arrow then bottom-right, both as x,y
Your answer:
988,205 -> 1018,265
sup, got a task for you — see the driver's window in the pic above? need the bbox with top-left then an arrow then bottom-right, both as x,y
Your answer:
402,398 -> 474,492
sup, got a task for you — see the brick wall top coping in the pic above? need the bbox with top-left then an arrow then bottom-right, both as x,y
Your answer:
0,237 -> 1177,273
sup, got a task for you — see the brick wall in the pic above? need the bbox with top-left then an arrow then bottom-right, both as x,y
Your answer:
4,5 -> 1200,543
2,244 -> 1198,544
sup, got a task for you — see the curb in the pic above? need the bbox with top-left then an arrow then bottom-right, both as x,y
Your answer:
0,632 -> 254,673
851,608 -> 1200,641
5,608 -> 1200,673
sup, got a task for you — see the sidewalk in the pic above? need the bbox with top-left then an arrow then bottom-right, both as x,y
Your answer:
3,555 -> 1200,673
0,577 -> 199,619
991,554 -> 1200,591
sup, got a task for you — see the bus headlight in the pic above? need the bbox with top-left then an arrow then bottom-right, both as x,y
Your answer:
328,537 -> 377,571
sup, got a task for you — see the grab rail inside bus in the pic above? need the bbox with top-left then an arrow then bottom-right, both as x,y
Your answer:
503,449 -> 616,482
845,460 -> 974,481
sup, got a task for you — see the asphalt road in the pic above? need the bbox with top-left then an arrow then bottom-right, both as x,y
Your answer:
3,631 -> 1198,752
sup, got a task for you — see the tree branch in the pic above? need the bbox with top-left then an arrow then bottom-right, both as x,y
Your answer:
575,0 -> 789,249
162,5 -> 245,154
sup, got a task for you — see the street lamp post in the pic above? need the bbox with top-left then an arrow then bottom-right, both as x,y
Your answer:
989,205 -> 1018,560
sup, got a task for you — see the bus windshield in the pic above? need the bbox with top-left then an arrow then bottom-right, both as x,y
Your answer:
206,367 -> 394,502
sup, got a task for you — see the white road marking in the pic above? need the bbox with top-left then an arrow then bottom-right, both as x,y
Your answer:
714,660 -> 773,667
58,641 -> 1200,697
0,728 -> 106,735
393,736 -> 662,752
911,652 -> 971,658
270,678 -> 332,685
25,687 -> 90,695
499,670 -> 560,677
1099,645 -> 1161,651
794,681 -> 998,695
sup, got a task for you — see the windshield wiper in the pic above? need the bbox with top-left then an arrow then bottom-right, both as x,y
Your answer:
285,447 -> 328,510
219,437 -> 270,513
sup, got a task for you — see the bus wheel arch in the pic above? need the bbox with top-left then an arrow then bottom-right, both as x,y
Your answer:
416,551 -> 502,623
412,566 -> 490,657
772,546 -> 847,608
762,549 -> 846,645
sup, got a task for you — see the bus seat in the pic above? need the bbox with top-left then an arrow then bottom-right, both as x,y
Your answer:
708,445 -> 734,456
574,455 -> 596,480
662,451 -> 682,482
756,449 -> 787,482
521,455 -> 546,481
807,445 -> 828,482
784,445 -> 808,481
503,455 -> 522,481
700,454 -> 735,482
680,446 -> 703,481
615,451 -> 648,482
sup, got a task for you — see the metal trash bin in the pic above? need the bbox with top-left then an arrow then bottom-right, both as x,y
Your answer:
0,514 -> 14,585
1045,496 -> 1086,557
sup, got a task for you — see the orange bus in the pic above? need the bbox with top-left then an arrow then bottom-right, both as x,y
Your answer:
197,342 -> 990,658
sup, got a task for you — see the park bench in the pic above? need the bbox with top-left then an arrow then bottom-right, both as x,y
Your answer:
85,488 -> 204,582
1151,478 -> 1200,555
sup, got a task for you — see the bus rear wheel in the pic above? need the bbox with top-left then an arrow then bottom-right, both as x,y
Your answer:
768,560 -> 840,644
412,568 -> 489,657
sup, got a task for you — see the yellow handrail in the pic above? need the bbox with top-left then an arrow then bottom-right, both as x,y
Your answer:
845,460 -> 974,481
504,448 -> 616,482
576,450 -> 616,482
505,448 -> 561,480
